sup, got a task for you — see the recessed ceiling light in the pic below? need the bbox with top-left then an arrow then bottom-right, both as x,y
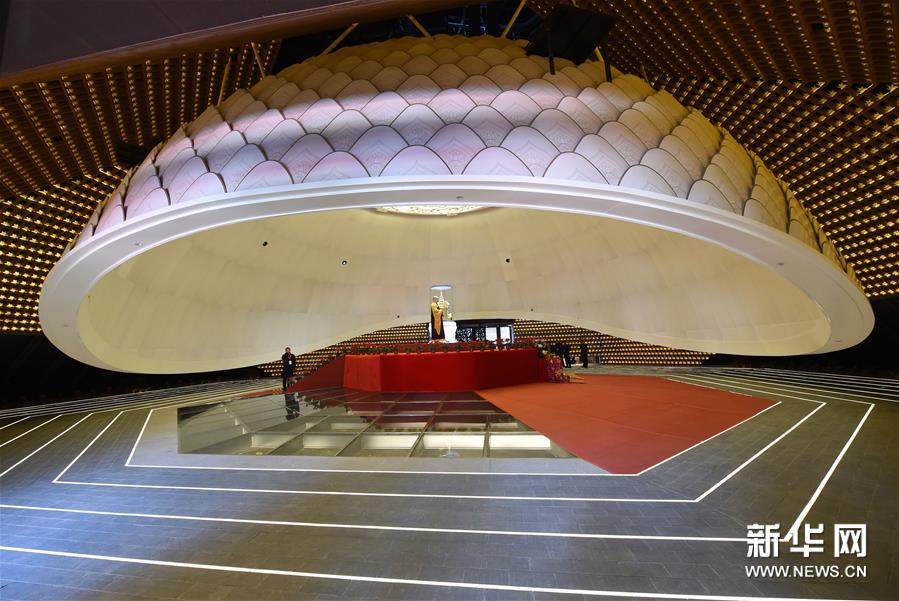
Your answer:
376,205 -> 485,216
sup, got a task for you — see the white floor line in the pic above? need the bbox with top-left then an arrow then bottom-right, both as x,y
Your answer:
0,415 -> 61,448
691,373 -> 888,404
0,504 -> 746,542
0,393 -> 233,419
664,377 -> 757,397
11,394 -> 791,539
0,391 -> 185,412
746,366 -> 899,386
83,389 -> 278,418
0,546 -> 868,601
744,368 -> 899,390
718,372 -> 899,402
0,384 -> 254,414
4,386 -> 275,417
667,373 -> 878,537
125,386 -> 356,416
785,402 -> 876,537
125,403 -> 611,476
124,399 -> 783,478
713,369 -> 899,401
657,365 -> 892,390
118,394 -> 277,417
52,412 -> 122,483
670,374 -> 848,406
125,411 -> 152,466
1,374 -> 880,571
0,382 -> 279,418
694,402 -> 825,501
0,415 -> 92,478
124,389 -> 381,451
128,462 -> 611,477
58,399 -> 821,503
713,367 -> 899,391
2,379 -> 275,411
52,479 -> 695,502
0,417 -> 29,431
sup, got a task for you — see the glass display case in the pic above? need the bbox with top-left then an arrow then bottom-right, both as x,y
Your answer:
429,284 -> 455,342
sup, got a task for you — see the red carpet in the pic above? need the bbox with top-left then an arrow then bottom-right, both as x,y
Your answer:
478,374 -> 776,474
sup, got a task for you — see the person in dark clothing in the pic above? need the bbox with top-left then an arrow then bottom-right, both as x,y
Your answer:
579,340 -> 589,369
562,342 -> 572,368
284,392 -> 300,419
281,347 -> 296,391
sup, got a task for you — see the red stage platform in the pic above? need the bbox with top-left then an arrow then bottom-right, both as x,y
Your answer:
343,348 -> 541,392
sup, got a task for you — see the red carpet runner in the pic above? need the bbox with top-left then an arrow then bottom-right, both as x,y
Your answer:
478,374 -> 776,474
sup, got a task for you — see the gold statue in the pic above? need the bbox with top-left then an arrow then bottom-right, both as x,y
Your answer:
430,292 -> 451,340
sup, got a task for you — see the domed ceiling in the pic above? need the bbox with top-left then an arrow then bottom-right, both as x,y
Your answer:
3,0 -> 895,345
38,34 -> 872,372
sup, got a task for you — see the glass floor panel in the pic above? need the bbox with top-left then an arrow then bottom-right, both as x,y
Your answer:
430,414 -> 490,431
371,415 -> 431,432
439,401 -> 498,412
306,415 -> 374,433
177,390 -> 573,459
386,402 -> 440,413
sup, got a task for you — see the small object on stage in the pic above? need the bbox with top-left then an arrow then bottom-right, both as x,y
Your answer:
539,356 -> 582,383
543,357 -> 566,383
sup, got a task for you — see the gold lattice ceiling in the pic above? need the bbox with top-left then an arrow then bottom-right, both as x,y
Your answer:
1,1 -> 897,335
1,41 -> 281,332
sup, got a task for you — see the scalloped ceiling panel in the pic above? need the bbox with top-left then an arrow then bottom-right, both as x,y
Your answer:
37,34 -> 874,372
73,35 -> 858,287
5,3 -> 897,336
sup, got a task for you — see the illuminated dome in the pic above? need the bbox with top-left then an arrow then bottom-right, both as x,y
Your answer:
40,34 -> 872,373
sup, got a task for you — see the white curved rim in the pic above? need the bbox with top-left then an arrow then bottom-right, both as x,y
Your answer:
40,176 -> 873,372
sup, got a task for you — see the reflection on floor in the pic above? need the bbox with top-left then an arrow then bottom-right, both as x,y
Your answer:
1,368 -> 895,599
177,389 -> 573,459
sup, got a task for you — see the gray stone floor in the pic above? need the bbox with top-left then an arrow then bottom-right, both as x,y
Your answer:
1,368 -> 896,600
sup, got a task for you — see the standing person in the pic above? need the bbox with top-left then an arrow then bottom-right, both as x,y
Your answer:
579,340 -> 589,369
281,347 -> 296,391
562,342 -> 572,368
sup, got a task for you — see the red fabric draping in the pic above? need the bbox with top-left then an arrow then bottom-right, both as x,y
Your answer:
286,356 -> 345,392
342,354 -> 380,391
343,348 -> 540,392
